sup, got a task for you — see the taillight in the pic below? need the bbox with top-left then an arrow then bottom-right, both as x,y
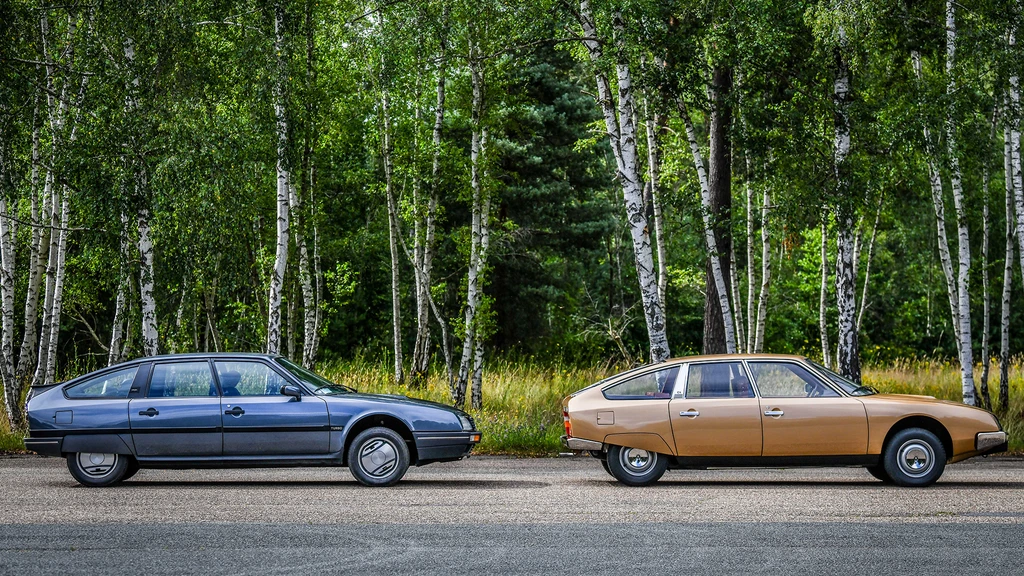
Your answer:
563,408 -> 572,437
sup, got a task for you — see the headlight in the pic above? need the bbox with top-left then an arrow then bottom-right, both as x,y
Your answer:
458,414 -> 474,431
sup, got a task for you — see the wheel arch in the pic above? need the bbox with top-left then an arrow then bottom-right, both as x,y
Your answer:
342,413 -> 418,465
881,416 -> 953,461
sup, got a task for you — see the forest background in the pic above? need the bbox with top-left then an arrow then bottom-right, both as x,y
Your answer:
1,0 -> 1023,453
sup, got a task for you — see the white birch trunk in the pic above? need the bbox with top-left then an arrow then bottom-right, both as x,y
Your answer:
979,112 -> 997,410
1000,115 -> 1015,410
418,52 -> 445,385
471,146 -> 491,411
16,107 -> 46,382
266,3 -> 291,355
745,157 -> 755,353
1010,29 -> 1024,289
643,104 -> 668,311
577,2 -> 670,362
680,103 -> 737,354
0,196 -> 20,428
819,219 -> 832,368
41,193 -> 69,385
945,2 -> 976,405
455,35 -> 485,407
108,213 -> 130,365
833,30 -> 860,381
137,205 -> 158,356
753,186 -> 770,353
729,241 -> 745,352
382,91 -> 404,385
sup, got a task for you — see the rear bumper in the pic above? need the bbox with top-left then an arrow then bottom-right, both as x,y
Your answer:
976,431 -> 1008,455
561,436 -> 603,451
414,431 -> 481,463
23,437 -> 62,457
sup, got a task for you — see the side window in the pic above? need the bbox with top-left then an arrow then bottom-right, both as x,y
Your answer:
685,362 -> 754,399
66,367 -> 139,399
748,362 -> 839,398
215,361 -> 289,397
148,362 -> 216,397
603,366 -> 679,399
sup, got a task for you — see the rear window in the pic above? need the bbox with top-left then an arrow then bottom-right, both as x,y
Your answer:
65,367 -> 139,399
603,366 -> 679,399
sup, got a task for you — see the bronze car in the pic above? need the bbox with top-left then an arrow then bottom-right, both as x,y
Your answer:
561,354 -> 1007,487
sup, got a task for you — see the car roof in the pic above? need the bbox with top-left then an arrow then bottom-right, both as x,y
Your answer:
663,353 -> 808,363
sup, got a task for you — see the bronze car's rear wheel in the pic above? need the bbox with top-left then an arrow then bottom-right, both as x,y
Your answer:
606,445 -> 667,486
882,427 -> 946,487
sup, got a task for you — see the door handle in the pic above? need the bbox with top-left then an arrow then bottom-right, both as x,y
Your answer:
224,406 -> 245,416
679,410 -> 700,418
138,408 -> 159,417
764,409 -> 784,417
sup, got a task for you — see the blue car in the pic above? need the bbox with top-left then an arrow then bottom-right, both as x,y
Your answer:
24,353 -> 481,487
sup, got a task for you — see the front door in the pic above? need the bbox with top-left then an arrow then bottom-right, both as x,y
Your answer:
129,361 -> 222,457
670,361 -> 762,457
748,360 -> 868,456
215,360 -> 330,455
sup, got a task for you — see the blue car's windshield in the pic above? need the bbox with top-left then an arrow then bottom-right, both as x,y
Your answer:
276,358 -> 355,395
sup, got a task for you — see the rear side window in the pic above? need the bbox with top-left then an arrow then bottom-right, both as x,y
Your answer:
148,362 -> 216,398
603,366 -> 679,399
685,362 -> 754,398
65,367 -> 139,399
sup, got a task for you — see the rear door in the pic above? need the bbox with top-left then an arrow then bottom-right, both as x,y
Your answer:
669,361 -> 762,457
748,360 -> 868,456
129,360 -> 223,457
216,360 -> 330,455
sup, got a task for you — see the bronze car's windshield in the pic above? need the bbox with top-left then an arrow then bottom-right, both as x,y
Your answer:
276,358 -> 355,395
807,360 -> 877,396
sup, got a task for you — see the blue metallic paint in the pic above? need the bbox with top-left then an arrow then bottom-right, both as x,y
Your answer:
24,353 -> 480,472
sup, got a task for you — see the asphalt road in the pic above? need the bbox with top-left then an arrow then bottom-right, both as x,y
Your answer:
1,455 -> 1023,575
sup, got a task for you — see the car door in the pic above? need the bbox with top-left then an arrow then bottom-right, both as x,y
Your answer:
748,360 -> 868,456
669,361 -> 762,457
129,360 -> 223,457
216,360 -> 330,455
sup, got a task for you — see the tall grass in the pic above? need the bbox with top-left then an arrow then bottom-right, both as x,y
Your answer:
1,357 -> 1021,455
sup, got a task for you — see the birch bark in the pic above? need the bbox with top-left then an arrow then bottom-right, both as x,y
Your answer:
643,105 -> 667,310
16,104 -> 45,382
856,197 -> 882,333
576,2 -> 670,362
1010,29 -> 1024,289
1000,117 -> 1014,410
979,114 -> 997,410
382,91 -> 404,385
266,2 -> 291,355
680,102 -> 737,354
745,157 -> 755,353
471,147 -> 491,411
819,219 -> 832,368
0,191 -> 20,428
945,1 -> 976,405
108,213 -> 130,365
753,186 -> 770,353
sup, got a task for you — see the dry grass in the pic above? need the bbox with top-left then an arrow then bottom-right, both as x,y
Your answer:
2,357 -> 1021,455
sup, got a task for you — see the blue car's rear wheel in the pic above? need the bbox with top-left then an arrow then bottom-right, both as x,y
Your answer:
66,452 -> 130,487
347,427 -> 410,487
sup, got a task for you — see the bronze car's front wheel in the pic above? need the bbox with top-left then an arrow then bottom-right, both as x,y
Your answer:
882,427 -> 946,487
606,445 -> 667,486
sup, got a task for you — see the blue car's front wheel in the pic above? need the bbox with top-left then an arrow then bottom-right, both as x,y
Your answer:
347,427 -> 410,487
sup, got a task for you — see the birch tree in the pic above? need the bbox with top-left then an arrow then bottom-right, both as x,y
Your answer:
266,2 -> 291,356
575,2 -> 670,362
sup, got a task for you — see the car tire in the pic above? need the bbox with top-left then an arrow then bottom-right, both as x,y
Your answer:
882,427 -> 946,487
600,459 -> 614,477
66,452 -> 130,487
121,459 -> 141,482
865,465 -> 892,483
606,445 -> 668,486
347,427 -> 411,487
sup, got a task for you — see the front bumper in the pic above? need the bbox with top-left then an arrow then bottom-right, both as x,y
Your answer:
976,431 -> 1008,454
23,437 -> 62,457
414,431 -> 482,463
561,435 -> 603,451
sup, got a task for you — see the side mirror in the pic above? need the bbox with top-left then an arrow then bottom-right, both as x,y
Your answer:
281,385 -> 302,400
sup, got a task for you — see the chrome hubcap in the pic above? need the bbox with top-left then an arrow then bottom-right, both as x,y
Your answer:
358,438 -> 398,478
897,440 -> 934,478
619,448 -> 655,476
78,453 -> 118,477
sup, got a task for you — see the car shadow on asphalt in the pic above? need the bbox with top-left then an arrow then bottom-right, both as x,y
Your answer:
601,480 -> 1024,489
118,479 -> 551,489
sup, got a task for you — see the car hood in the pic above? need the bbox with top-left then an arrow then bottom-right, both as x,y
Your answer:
324,392 -> 465,414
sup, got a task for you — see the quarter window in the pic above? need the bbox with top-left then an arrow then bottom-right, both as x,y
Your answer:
748,362 -> 839,398
685,362 -> 754,398
215,361 -> 289,396
65,367 -> 139,399
603,366 -> 679,399
148,362 -> 216,397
